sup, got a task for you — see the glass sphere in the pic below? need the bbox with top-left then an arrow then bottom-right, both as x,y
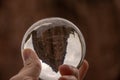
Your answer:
21,17 -> 86,80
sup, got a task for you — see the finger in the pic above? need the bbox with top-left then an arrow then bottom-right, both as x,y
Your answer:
59,75 -> 77,80
78,60 -> 89,80
22,48 -> 40,66
59,64 -> 79,78
20,49 -> 41,78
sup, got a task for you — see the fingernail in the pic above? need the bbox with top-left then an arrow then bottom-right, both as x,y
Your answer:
23,49 -> 31,61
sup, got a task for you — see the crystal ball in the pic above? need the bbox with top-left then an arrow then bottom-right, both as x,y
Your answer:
21,17 -> 86,80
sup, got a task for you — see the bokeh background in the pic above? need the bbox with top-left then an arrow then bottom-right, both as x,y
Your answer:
0,0 -> 120,80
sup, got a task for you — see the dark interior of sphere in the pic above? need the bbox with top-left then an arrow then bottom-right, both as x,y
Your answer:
30,24 -> 75,72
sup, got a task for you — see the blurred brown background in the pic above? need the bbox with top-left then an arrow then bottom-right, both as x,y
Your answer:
0,0 -> 120,80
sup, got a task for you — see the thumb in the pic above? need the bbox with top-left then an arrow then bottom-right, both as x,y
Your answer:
21,49 -> 41,78
22,49 -> 40,66
10,49 -> 41,80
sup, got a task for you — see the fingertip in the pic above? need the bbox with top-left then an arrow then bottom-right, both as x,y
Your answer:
59,64 -> 79,78
23,49 -> 32,61
59,64 -> 73,75
23,48 -> 39,61
22,48 -> 41,67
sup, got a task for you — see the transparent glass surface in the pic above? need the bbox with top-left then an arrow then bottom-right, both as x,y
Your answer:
21,17 -> 86,80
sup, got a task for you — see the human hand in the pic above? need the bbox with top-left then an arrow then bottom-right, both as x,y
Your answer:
10,49 -> 41,80
10,49 -> 89,80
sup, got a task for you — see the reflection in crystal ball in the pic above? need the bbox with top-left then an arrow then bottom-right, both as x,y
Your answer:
21,17 -> 86,80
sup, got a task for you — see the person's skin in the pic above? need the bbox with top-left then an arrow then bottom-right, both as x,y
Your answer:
10,49 -> 89,80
